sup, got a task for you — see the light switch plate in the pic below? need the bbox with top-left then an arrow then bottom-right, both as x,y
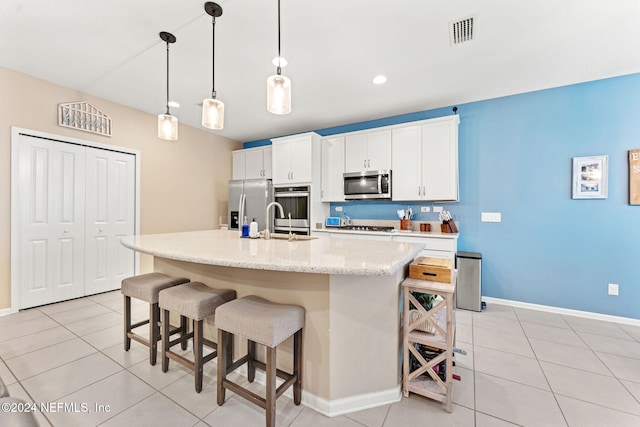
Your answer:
433,206 -> 443,213
421,206 -> 430,212
608,283 -> 619,296
482,212 -> 502,222
334,206 -> 343,212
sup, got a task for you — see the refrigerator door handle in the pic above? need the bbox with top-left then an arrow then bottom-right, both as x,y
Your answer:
238,193 -> 246,237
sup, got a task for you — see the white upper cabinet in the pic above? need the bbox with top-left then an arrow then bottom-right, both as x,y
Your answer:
271,132 -> 318,185
391,115 -> 459,201
232,146 -> 272,180
321,136 -> 345,201
345,129 -> 391,172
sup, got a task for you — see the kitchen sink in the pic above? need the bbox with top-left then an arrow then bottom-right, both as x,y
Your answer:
270,234 -> 318,241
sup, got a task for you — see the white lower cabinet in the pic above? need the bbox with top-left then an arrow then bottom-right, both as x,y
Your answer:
392,235 -> 457,259
330,233 -> 392,241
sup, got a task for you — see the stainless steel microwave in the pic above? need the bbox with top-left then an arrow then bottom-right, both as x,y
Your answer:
343,170 -> 391,200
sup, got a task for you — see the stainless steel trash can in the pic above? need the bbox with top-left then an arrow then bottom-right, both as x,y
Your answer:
456,251 -> 482,311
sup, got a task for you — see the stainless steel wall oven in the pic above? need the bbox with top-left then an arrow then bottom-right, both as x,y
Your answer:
273,186 -> 311,235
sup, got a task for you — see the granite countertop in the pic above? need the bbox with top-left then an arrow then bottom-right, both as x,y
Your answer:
121,230 -> 424,276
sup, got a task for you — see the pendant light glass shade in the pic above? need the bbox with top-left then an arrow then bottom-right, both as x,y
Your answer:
158,31 -> 178,141
158,113 -> 178,140
267,0 -> 291,115
202,2 -> 224,130
202,98 -> 225,130
266,74 -> 291,115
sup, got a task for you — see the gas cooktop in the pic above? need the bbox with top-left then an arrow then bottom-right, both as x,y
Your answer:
339,225 -> 395,232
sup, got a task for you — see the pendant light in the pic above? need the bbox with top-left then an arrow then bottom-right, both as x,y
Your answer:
266,0 -> 291,115
158,31 -> 178,140
202,2 -> 224,130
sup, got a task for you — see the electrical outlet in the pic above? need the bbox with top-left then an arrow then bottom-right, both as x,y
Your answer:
433,206 -> 443,213
608,283 -> 619,296
421,206 -> 430,213
334,206 -> 343,212
481,212 -> 502,222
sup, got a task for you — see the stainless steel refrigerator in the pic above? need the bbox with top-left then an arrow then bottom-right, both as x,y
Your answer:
228,179 -> 274,234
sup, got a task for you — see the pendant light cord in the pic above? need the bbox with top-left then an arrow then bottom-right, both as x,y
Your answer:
211,15 -> 217,98
165,41 -> 170,114
277,0 -> 282,76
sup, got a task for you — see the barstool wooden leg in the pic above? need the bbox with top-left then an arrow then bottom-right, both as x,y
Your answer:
266,345 -> 277,427
150,303 -> 160,365
162,309 -> 170,373
294,329 -> 302,405
194,320 -> 203,393
247,340 -> 256,383
124,296 -> 131,351
180,315 -> 189,350
217,329 -> 228,405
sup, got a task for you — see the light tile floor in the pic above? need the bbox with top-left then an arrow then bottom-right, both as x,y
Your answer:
1,291 -> 639,426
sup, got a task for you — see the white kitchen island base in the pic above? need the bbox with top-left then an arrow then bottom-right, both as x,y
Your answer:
121,230 -> 423,417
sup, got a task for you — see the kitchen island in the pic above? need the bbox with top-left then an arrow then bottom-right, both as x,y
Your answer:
120,229 -> 424,416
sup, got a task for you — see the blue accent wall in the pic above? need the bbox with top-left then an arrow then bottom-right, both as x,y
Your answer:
245,74 -> 640,319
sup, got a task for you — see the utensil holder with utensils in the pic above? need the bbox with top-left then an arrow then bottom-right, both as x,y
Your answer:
400,219 -> 412,230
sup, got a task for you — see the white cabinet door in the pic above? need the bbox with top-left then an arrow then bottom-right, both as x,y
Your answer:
321,136 -> 345,201
290,136 -> 312,183
345,130 -> 391,172
272,134 -> 313,185
392,125 -> 423,201
262,146 -> 272,179
272,139 -> 292,185
16,136 -> 86,308
367,130 -> 392,170
345,133 -> 368,172
232,150 -> 245,180
85,148 -> 136,295
422,120 -> 458,201
245,148 -> 265,179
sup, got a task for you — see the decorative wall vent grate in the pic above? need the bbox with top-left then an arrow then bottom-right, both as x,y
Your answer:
58,101 -> 112,137
450,16 -> 474,45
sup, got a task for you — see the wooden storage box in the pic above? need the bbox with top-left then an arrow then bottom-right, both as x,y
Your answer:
409,257 -> 453,283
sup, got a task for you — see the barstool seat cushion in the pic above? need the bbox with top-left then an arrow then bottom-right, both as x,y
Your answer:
215,295 -> 304,347
159,282 -> 236,321
121,273 -> 189,303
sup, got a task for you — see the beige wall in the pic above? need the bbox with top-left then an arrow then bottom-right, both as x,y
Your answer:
0,66 -> 242,310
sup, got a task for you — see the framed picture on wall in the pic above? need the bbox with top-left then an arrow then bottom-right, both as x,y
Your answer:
572,155 -> 608,199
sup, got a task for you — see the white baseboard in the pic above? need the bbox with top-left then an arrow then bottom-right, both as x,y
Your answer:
482,296 -> 640,326
234,364 -> 401,417
0,308 -> 11,317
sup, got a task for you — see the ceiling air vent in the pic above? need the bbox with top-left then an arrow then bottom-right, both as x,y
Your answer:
450,16 -> 474,46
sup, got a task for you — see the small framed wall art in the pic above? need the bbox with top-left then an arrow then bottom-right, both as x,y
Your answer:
572,155 -> 608,199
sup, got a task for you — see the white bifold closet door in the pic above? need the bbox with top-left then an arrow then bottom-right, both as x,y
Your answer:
84,147 -> 136,295
16,134 -> 135,309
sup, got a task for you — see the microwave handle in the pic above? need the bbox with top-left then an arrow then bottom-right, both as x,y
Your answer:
378,174 -> 382,194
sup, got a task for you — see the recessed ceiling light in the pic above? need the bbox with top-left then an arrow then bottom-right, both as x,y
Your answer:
373,75 -> 387,84
272,56 -> 288,68
168,101 -> 180,108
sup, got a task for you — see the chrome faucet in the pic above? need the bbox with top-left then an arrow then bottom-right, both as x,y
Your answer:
264,201 -> 285,240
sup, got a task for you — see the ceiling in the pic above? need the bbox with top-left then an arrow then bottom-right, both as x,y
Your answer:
2,1 -> 640,142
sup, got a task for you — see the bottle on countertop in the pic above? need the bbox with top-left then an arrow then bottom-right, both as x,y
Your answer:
242,216 -> 249,237
249,218 -> 259,238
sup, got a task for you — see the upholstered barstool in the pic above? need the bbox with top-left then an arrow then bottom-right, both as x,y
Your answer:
159,282 -> 236,392
121,273 -> 190,365
215,295 -> 304,427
